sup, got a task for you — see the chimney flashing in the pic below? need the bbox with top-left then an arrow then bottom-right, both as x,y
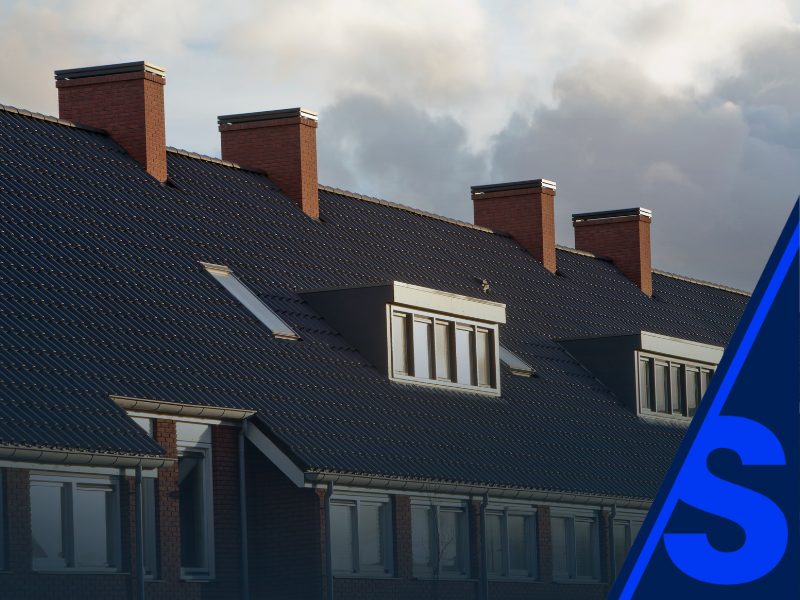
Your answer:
471,179 -> 556,194
572,207 -> 652,222
217,108 -> 319,126
55,61 -> 165,80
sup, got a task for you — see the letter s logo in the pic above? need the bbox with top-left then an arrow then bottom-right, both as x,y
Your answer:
664,416 -> 787,584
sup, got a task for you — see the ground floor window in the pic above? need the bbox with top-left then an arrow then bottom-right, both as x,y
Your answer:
485,507 -> 538,579
30,474 -> 120,572
411,503 -> 468,578
330,497 -> 392,575
550,510 -> 600,581
613,514 -> 644,576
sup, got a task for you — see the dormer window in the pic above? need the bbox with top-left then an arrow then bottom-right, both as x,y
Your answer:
390,307 -> 498,393
298,281 -> 506,396
638,355 -> 714,418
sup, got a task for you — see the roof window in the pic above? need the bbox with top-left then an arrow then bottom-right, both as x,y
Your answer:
498,347 -> 536,377
201,262 -> 298,340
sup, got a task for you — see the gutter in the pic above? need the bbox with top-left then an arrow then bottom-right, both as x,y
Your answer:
0,445 -> 174,469
304,473 -> 652,511
112,395 -> 256,421
324,481 -> 334,600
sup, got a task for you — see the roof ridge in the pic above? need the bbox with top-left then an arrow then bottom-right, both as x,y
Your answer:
166,146 -> 269,176
318,184 -> 511,237
652,269 -> 751,297
0,103 -> 108,135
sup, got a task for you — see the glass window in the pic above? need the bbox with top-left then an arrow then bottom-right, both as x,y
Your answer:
655,363 -> 669,413
0,470 -> 4,571
701,369 -> 713,397
476,328 -> 492,387
551,513 -> 599,581
639,358 -> 653,411
30,476 -> 120,572
508,515 -> 530,576
359,504 -> 384,572
435,321 -> 452,381
485,514 -> 503,575
331,504 -> 355,573
613,523 -> 628,576
438,510 -> 462,574
412,507 -> 431,573
455,326 -> 475,386
413,318 -> 434,379
142,477 -> 157,578
687,369 -> 700,417
392,313 -> 408,375
670,365 -> 685,416
179,453 -> 207,570
203,263 -> 298,339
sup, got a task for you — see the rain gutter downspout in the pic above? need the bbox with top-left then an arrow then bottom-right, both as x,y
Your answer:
609,503 -> 617,584
239,419 -> 250,600
134,465 -> 145,600
480,491 -> 489,600
324,481 -> 334,600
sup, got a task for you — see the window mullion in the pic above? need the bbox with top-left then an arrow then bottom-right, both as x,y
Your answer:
65,482 -> 75,568
407,313 -> 416,377
501,508 -> 510,577
353,500 -> 361,573
569,517 -> 577,580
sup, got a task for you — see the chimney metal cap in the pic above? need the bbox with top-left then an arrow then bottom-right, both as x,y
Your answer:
55,61 -> 166,80
217,108 -> 319,126
471,179 -> 556,194
572,207 -> 652,222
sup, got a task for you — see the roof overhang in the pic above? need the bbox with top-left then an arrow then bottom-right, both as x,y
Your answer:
112,396 -> 256,421
0,445 -> 174,469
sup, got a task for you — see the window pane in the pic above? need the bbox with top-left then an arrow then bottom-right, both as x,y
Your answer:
671,366 -> 685,415
655,364 -> 669,413
360,504 -> 383,571
687,370 -> 700,416
639,359 -> 653,410
456,327 -> 475,386
142,478 -> 156,576
476,329 -> 492,387
31,483 -> 66,570
575,520 -> 595,578
508,515 -> 529,575
413,319 -> 434,379
412,508 -> 431,570
631,521 -> 642,545
613,523 -> 628,576
435,321 -> 452,381
438,511 -> 461,573
701,370 -> 712,397
485,514 -> 502,575
392,314 -> 408,375
178,454 -> 206,569
331,504 -> 354,572
74,487 -> 112,568
551,517 -> 569,579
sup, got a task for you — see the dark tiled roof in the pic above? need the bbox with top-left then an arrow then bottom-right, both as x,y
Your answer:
0,107 -> 750,499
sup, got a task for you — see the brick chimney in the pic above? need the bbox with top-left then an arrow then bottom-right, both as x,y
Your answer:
472,179 -> 557,273
55,61 -> 167,182
573,207 -> 653,295
218,109 -> 319,219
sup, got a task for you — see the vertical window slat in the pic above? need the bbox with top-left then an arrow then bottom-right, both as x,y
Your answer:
392,313 -> 409,375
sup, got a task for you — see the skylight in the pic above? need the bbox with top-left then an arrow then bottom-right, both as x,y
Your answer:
201,262 -> 298,340
499,346 -> 535,377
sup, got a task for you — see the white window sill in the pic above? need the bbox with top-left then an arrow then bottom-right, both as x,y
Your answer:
412,576 -> 474,581
180,578 -> 217,583
489,577 -> 542,583
333,574 -> 398,580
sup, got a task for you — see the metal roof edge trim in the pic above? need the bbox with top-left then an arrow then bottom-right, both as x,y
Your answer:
217,107 -> 319,125
555,245 -> 613,262
0,104 -> 109,135
0,445 -> 174,469
572,207 -> 652,222
304,473 -> 652,509
111,395 -> 256,421
165,146 -> 269,176
54,61 -> 166,80
471,179 -> 557,193
319,184 -> 512,238
652,269 -> 751,297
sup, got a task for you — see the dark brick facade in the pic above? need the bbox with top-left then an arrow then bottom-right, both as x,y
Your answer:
574,214 -> 653,295
219,116 -> 319,219
56,71 -> 168,181
473,185 -> 557,273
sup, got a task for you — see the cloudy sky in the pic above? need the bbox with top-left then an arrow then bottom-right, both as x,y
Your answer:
1,0 -> 799,291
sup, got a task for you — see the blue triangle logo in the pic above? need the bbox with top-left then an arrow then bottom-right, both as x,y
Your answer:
609,200 -> 799,599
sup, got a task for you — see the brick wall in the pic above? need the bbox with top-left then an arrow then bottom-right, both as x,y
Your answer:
56,71 -> 167,181
220,117 -> 319,219
473,186 -> 557,273
573,215 -> 652,295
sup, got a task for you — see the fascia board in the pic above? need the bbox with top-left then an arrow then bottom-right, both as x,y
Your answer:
245,425 -> 306,488
639,332 -> 723,365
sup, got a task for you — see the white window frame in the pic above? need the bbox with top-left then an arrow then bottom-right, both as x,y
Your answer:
612,510 -> 645,577
202,262 -> 299,340
330,495 -> 393,577
29,472 -> 122,573
550,508 -> 600,582
389,305 -> 500,396
141,477 -> 158,579
177,432 -> 216,580
0,468 -> 5,571
637,352 -> 715,419
485,506 -> 538,580
410,500 -> 470,579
